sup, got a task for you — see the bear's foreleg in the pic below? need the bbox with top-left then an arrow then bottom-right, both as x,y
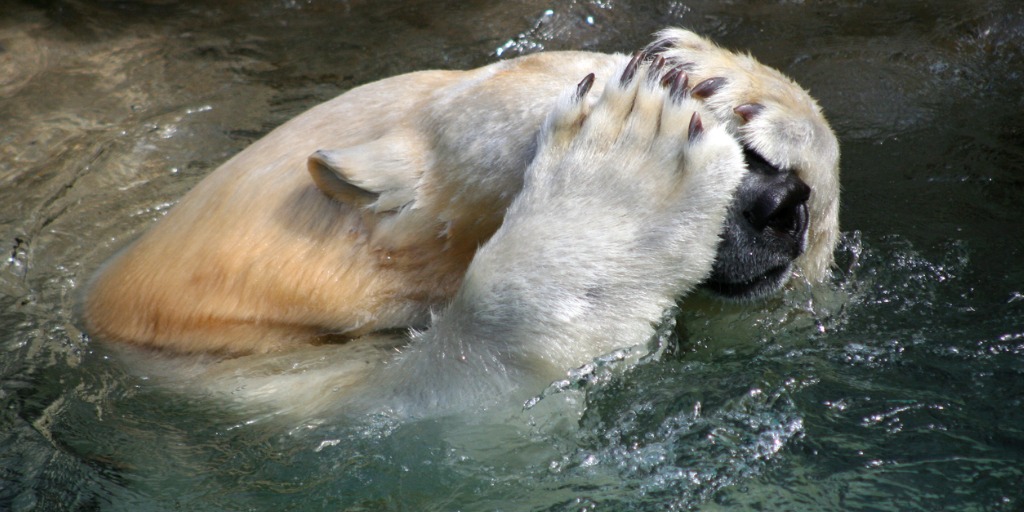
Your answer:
378,55 -> 747,413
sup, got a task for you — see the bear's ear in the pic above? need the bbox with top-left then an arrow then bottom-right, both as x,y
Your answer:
308,149 -> 382,207
307,136 -> 422,212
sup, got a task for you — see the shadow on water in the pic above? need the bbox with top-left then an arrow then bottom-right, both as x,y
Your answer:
1,0 -> 1023,510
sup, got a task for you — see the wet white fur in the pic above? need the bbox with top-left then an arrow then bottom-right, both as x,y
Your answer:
134,59 -> 746,417
373,64 -> 745,413
87,30 -> 840,417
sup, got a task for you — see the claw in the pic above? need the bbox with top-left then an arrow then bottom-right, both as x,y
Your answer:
620,51 -> 644,86
660,66 -> 680,87
734,103 -> 765,123
645,56 -> 666,85
687,112 -> 703,143
668,69 -> 690,102
692,77 -> 727,99
575,73 -> 596,102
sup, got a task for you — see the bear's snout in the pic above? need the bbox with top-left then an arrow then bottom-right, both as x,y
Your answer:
743,169 -> 811,257
699,147 -> 813,299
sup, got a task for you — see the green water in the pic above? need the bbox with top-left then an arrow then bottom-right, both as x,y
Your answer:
2,0 -> 1022,510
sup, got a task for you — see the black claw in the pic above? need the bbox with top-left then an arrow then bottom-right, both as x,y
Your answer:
575,73 -> 596,101
692,77 -> 727,99
620,51 -> 644,86
688,112 -> 704,143
669,70 -> 690,102
645,56 -> 666,85
660,67 -> 680,87
671,60 -> 696,73
643,38 -> 674,56
734,103 -> 765,123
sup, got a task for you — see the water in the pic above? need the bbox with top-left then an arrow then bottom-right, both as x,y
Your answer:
2,0 -> 1023,510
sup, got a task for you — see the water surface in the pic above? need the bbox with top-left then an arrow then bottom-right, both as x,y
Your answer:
2,0 -> 1023,510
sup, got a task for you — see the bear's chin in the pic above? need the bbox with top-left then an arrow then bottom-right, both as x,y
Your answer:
698,262 -> 793,300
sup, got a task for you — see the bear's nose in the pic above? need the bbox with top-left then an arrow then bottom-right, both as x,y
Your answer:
743,172 -> 811,246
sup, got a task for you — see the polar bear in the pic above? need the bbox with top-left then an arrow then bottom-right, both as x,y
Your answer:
83,29 -> 839,411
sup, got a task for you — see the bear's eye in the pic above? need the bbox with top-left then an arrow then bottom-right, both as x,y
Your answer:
742,146 -> 783,175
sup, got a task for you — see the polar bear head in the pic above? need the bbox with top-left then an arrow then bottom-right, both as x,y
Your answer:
643,29 -> 841,298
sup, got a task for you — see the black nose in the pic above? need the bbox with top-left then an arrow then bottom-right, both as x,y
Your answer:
737,148 -> 812,256
743,173 -> 811,239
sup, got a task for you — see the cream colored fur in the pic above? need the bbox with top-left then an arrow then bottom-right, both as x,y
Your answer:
372,66 -> 746,412
84,29 -> 839,414
647,29 -> 840,280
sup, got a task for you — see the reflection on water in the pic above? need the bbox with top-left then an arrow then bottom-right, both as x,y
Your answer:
2,0 -> 1023,510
